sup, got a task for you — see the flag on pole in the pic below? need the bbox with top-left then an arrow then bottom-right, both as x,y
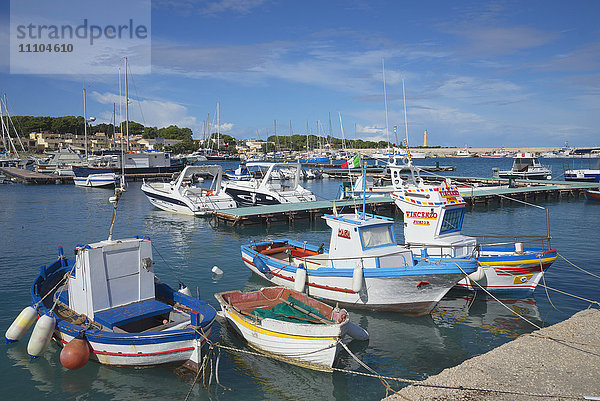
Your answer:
341,154 -> 360,169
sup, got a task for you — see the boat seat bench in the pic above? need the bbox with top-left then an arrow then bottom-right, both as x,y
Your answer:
94,299 -> 173,329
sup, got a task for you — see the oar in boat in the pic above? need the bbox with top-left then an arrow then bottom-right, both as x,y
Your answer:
278,298 -> 334,324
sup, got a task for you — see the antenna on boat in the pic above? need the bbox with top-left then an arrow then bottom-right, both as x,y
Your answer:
108,178 -> 127,241
361,154 -> 366,220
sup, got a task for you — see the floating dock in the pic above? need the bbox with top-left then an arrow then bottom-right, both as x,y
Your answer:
385,308 -> 600,401
0,167 -> 73,184
212,178 -> 598,226
0,167 -> 178,185
212,197 -> 396,226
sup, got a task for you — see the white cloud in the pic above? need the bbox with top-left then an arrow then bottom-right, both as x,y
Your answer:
91,90 -> 232,137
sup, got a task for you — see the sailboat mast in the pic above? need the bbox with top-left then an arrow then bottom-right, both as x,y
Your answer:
125,57 -> 129,152
83,88 -> 88,159
217,102 -> 220,152
338,112 -> 346,151
0,99 -> 8,153
402,78 -> 409,145
382,58 -> 390,149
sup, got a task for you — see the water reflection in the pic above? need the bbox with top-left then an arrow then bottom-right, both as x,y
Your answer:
434,292 -> 541,332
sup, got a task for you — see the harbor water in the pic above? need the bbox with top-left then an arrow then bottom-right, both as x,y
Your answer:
1,157 -> 598,400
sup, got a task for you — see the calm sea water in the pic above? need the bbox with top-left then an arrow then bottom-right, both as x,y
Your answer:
1,157 -> 598,401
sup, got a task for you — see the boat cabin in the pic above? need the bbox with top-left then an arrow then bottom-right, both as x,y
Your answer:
322,213 -> 414,269
394,183 -> 476,258
67,237 -> 176,332
511,153 -> 542,172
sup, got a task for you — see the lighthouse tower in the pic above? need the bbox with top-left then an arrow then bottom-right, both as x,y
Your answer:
423,129 -> 428,147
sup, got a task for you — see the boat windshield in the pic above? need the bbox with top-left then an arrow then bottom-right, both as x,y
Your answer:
513,158 -> 534,171
439,208 -> 464,234
360,224 -> 395,249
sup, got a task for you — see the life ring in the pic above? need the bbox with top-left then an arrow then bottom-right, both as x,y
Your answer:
206,190 -> 214,196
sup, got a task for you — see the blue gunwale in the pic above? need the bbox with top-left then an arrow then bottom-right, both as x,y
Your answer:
242,238 -> 477,277
31,256 -> 216,346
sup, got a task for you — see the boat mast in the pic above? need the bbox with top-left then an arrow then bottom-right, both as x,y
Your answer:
382,58 -> 390,150
125,57 -> 129,152
2,94 -> 24,155
339,112 -> 346,151
83,88 -> 88,159
402,78 -> 409,146
0,99 -> 8,153
217,102 -> 220,153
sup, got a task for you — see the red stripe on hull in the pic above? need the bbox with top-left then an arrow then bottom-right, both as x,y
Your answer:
493,262 -> 552,276
243,256 -> 356,294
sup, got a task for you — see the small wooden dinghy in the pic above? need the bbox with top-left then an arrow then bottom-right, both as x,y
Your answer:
215,287 -> 363,371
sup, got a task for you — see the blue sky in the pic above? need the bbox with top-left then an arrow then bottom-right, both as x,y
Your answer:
1,0 -> 599,147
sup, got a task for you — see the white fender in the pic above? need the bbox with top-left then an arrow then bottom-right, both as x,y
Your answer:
211,265 -> 224,276
5,306 -> 37,343
345,321 -> 369,341
515,242 -> 524,253
468,265 -> 485,282
27,312 -> 56,358
352,264 -> 363,293
294,265 -> 307,292
178,283 -> 192,297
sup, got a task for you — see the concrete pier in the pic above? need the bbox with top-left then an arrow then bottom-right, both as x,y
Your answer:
384,308 -> 600,400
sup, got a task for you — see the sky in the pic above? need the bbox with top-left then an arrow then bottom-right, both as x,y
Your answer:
1,0 -> 599,147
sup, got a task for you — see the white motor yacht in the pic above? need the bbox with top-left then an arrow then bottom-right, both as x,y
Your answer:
141,165 -> 236,216
221,162 -> 316,206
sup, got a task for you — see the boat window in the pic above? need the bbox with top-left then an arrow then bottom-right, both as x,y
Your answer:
439,208 -> 464,234
360,225 -> 395,249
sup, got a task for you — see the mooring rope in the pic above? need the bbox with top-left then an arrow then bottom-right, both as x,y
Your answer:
194,338 -> 583,400
539,257 -> 561,312
454,263 -> 543,330
535,283 -> 600,307
558,252 -> 600,279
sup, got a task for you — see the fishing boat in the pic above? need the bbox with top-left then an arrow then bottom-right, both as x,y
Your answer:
565,168 -> 600,182
214,287 -> 366,371
221,162 -> 316,207
494,152 -> 552,180
73,172 -> 117,188
141,165 -> 236,216
391,163 -> 557,296
449,147 -> 475,158
584,188 -> 600,201
240,209 -> 477,315
6,183 -> 217,373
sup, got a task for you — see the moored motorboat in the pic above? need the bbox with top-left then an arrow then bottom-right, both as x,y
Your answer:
141,165 -> 236,216
584,188 -> 600,201
391,163 -> 557,296
494,152 -> 552,180
564,168 -> 600,183
241,211 -> 477,316
215,287 -> 363,370
73,172 -> 117,188
222,162 -> 316,207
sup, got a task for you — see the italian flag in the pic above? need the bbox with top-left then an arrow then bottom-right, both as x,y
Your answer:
341,154 -> 360,169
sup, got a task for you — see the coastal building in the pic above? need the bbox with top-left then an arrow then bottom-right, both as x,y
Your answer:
28,131 -> 156,153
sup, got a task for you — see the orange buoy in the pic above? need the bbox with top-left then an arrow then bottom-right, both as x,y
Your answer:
60,333 -> 90,370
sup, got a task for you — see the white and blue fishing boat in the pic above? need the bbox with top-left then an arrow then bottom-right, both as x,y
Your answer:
241,208 -> 477,316
6,183 -> 216,372
391,162 -> 557,296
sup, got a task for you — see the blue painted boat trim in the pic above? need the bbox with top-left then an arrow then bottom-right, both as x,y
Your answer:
31,255 -> 216,346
